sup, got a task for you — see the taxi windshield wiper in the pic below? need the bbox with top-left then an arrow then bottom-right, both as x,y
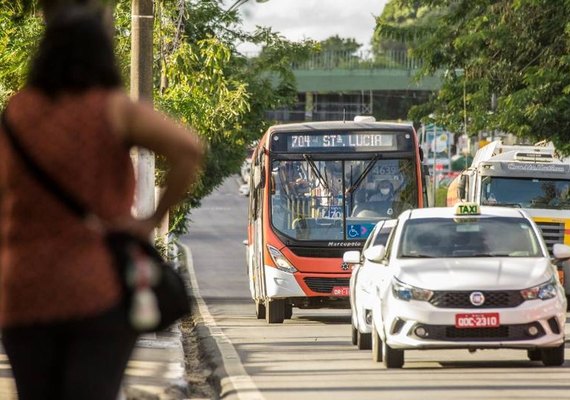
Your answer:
401,254 -> 434,258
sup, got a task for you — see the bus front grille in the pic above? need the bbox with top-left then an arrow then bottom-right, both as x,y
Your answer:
304,277 -> 350,293
536,221 -> 565,254
289,246 -> 349,258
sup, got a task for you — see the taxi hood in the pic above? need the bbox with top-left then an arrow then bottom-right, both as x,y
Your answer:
394,258 -> 554,291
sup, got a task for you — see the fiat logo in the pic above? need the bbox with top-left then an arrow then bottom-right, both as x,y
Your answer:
470,291 -> 485,306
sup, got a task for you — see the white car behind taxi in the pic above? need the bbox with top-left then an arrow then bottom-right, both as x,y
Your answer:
371,203 -> 568,368
344,219 -> 396,350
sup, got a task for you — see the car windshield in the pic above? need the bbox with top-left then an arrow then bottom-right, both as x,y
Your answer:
480,177 -> 570,209
398,217 -> 543,258
270,158 -> 417,241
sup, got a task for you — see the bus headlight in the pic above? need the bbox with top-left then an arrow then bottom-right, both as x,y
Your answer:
267,245 -> 298,274
392,278 -> 433,302
521,277 -> 557,300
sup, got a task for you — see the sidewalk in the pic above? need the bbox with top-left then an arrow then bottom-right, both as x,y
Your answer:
0,241 -> 192,400
0,323 -> 188,400
123,328 -> 188,400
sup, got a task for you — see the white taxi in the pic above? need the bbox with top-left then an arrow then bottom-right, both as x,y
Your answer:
344,219 -> 396,350
371,203 -> 568,368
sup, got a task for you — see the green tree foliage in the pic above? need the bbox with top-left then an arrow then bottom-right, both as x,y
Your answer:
372,0 -> 422,55
314,35 -> 362,68
0,4 -> 42,104
147,0 -> 316,233
377,0 -> 570,155
2,0 -> 315,234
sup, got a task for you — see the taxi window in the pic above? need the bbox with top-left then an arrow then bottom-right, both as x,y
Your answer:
373,226 -> 393,246
398,217 -> 543,258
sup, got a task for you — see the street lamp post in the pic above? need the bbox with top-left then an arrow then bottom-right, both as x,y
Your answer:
225,0 -> 269,14
131,0 -> 155,224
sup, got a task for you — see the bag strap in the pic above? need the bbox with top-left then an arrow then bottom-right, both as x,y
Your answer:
1,109 -> 92,222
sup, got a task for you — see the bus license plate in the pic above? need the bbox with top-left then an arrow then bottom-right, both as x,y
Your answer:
331,286 -> 349,296
455,313 -> 500,328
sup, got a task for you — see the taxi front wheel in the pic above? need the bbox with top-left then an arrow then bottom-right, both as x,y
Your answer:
541,344 -> 565,367
383,341 -> 404,368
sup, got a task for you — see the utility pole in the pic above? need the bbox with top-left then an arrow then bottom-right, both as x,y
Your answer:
130,0 -> 156,223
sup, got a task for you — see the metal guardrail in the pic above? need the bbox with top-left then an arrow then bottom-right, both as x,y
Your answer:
243,49 -> 421,71
291,50 -> 421,71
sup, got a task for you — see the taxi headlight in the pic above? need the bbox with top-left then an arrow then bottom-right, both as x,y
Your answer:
267,245 -> 298,274
520,277 -> 557,301
392,279 -> 433,302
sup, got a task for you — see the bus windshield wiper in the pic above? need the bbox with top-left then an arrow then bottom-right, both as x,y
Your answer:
345,155 -> 380,195
303,154 -> 330,192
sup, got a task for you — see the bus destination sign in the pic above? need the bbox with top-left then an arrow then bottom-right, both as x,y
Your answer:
278,132 -> 403,152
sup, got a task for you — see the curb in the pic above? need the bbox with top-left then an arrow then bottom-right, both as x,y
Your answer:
179,242 -> 264,400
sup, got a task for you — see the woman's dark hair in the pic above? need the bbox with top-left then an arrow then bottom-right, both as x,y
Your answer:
28,7 -> 122,96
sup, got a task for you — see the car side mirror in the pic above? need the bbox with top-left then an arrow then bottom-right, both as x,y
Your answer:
343,250 -> 361,265
363,245 -> 386,263
553,243 -> 570,261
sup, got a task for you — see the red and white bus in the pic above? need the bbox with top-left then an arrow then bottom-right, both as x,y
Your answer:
246,119 -> 428,323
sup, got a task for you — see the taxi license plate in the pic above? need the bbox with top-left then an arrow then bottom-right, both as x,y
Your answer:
331,286 -> 349,296
455,313 -> 500,328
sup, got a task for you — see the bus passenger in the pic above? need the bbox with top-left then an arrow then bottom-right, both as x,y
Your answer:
368,180 -> 395,202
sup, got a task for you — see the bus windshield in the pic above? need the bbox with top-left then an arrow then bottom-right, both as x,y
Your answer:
270,158 -> 417,241
480,177 -> 570,209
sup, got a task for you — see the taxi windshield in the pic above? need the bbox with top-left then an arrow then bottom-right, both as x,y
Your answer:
270,158 -> 417,241
398,217 -> 543,258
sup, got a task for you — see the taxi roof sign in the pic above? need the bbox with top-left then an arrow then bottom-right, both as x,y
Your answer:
455,203 -> 480,216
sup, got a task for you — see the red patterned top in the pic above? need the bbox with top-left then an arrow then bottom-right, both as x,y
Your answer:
0,88 -> 135,327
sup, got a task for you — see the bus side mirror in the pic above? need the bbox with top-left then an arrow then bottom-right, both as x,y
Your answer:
458,175 -> 467,200
419,147 -> 424,162
253,167 -> 265,189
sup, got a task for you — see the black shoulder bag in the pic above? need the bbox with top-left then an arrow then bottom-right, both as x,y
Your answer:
1,110 -> 190,333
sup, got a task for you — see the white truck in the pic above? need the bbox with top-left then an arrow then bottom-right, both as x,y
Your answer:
447,141 -> 570,295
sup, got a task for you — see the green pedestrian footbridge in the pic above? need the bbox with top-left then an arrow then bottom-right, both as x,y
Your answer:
269,50 -> 442,122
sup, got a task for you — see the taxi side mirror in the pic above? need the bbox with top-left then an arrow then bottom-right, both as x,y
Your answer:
363,245 -> 386,263
343,250 -> 361,265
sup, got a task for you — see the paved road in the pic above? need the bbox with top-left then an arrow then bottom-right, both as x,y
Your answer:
182,177 -> 570,400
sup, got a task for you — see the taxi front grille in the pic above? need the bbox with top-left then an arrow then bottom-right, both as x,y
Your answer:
536,222 -> 565,255
413,322 -> 545,341
429,291 -> 524,308
304,277 -> 350,293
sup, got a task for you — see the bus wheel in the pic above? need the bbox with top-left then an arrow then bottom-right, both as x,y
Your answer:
284,303 -> 293,320
255,299 -> 266,319
265,299 -> 285,324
